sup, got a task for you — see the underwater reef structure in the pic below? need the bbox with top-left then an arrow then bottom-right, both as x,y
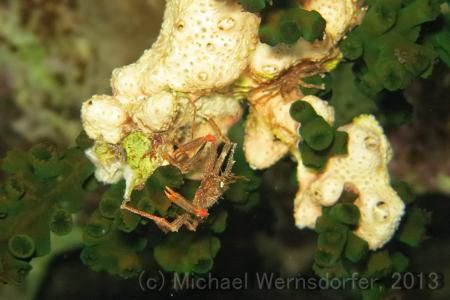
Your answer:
81,0 -> 403,248
1,0 -> 448,299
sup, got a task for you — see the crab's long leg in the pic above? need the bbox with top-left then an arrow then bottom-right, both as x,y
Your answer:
213,142 -> 233,175
202,118 -> 231,175
297,79 -> 325,90
204,139 -> 219,174
164,187 -> 208,218
173,135 -> 215,160
223,143 -> 237,175
207,118 -> 230,144
121,202 -> 161,221
178,134 -> 216,169
185,218 -> 199,231
164,134 -> 217,173
120,203 -> 196,232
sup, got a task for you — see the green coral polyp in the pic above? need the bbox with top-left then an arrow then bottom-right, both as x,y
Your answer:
239,0 -> 267,12
329,203 -> 360,225
117,255 -> 141,279
29,143 -> 63,179
210,211 -> 228,233
0,201 -> 8,219
341,0 -> 442,95
289,100 -> 317,123
75,131 -> 95,150
192,258 -> 214,274
363,1 -> 400,35
8,234 -> 36,259
9,259 -> 33,284
0,140 -> 95,283
391,251 -> 409,272
340,35 -> 364,60
329,131 -> 349,155
154,234 -> 221,273
85,213 -> 112,239
374,57 -> 408,91
300,117 -> 334,151
345,231 -> 369,263
313,259 -> 348,279
290,99 -> 348,170
366,251 -> 392,277
293,9 -> 326,42
315,214 -> 348,267
4,176 -> 25,201
393,180 -> 416,205
299,142 -> 328,169
298,130 -> 348,170
99,188 -> 123,219
80,247 -> 99,267
397,208 -> 431,247
279,19 -> 302,44
259,5 -> 326,46
49,209 -> 73,236
151,165 -> 184,189
115,210 -> 141,233
396,0 -> 440,30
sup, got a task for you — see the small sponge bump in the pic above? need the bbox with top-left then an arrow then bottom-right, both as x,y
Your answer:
8,234 -> 36,259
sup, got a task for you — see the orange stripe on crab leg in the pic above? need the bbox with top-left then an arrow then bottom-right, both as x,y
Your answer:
164,186 -> 207,217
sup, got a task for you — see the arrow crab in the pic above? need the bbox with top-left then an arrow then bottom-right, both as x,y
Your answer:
121,119 -> 238,232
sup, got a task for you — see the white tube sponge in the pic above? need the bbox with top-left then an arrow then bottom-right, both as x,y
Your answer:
244,94 -> 334,170
301,95 -> 335,125
244,111 -> 290,170
247,0 -> 363,82
294,115 -> 405,250
85,147 -> 124,185
81,95 -> 129,144
131,91 -> 179,133
111,0 -> 260,97
248,39 -> 334,82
